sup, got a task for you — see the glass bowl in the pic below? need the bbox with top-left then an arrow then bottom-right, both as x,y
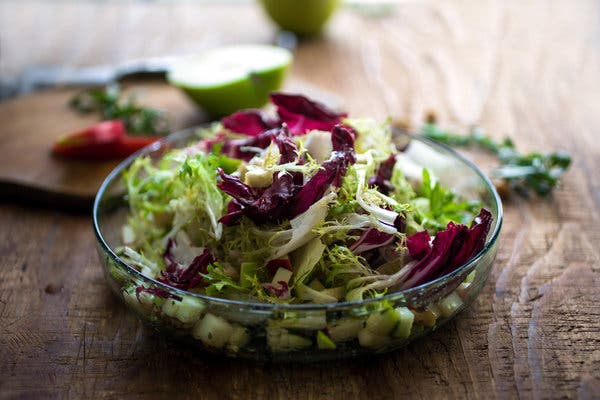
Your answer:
93,127 -> 502,362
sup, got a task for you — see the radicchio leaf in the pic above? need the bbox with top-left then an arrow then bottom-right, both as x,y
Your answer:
216,168 -> 258,207
196,132 -> 227,153
221,109 -> 278,136
250,172 -> 298,221
331,124 -> 356,153
220,128 -> 279,161
158,240 -> 215,290
349,228 -> 395,254
406,230 -> 432,260
287,125 -> 356,215
218,200 -> 245,226
270,92 -> 347,135
217,168 -> 299,225
262,280 -> 290,299
400,223 -> 464,290
368,153 -> 397,195
272,127 -> 299,164
393,214 -> 406,232
443,208 -> 492,274
400,208 -> 492,289
218,125 -> 356,225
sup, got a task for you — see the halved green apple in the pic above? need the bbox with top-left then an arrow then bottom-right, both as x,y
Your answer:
168,45 -> 293,117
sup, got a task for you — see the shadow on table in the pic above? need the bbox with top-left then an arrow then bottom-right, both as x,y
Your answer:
105,306 -> 470,398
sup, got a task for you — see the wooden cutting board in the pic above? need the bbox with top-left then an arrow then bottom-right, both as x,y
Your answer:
0,81 -> 206,211
0,78 -> 342,211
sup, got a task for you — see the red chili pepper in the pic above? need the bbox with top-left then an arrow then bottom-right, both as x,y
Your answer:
52,120 -> 161,160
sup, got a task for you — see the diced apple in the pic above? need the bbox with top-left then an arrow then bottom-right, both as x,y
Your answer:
456,282 -> 471,299
162,296 -> 205,324
358,327 -> 391,349
123,286 -> 162,314
392,307 -> 414,339
316,331 -> 336,350
308,279 -> 325,291
303,130 -> 332,163
193,313 -> 233,348
227,324 -> 250,351
244,167 -> 274,188
276,312 -> 327,330
365,308 -> 400,336
272,267 -> 293,284
437,292 -> 464,318
413,304 -> 440,328
327,318 -> 364,342
267,325 -> 312,352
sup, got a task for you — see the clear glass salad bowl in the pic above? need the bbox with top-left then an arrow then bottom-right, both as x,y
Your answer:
93,127 -> 502,362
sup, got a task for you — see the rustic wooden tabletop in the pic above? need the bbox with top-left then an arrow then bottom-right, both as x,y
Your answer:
1,1 -> 599,399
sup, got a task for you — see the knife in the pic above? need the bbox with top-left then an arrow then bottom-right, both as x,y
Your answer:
14,56 -> 177,94
4,32 -> 299,100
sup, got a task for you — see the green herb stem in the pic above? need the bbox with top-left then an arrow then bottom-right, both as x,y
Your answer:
420,123 -> 571,196
69,84 -> 169,136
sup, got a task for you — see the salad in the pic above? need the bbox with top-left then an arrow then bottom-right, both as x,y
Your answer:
118,93 -> 492,306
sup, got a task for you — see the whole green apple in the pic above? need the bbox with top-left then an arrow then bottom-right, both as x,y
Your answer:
259,0 -> 341,36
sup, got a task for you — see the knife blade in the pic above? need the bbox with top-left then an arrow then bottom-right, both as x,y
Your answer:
13,56 -> 177,96
5,32 -> 299,100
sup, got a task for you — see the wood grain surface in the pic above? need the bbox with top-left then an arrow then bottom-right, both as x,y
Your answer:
1,1 -> 599,399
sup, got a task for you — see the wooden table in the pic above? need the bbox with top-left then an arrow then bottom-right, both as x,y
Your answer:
1,1 -> 599,399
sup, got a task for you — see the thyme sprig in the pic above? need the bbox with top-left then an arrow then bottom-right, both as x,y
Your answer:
69,84 -> 169,136
421,123 -> 571,197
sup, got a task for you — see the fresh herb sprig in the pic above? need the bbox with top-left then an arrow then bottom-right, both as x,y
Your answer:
69,84 -> 169,136
421,123 -> 571,196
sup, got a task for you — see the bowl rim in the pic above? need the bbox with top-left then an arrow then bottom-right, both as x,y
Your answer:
93,126 -> 503,312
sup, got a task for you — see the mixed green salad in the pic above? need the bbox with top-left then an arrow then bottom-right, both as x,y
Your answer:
118,93 -> 492,305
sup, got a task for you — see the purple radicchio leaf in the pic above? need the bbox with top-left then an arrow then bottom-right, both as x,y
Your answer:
368,153 -> 397,195
400,208 -> 493,289
249,172 -> 298,221
287,125 -> 356,215
262,281 -> 290,299
270,92 -> 347,135
218,125 -> 356,225
406,230 -> 432,260
217,128 -> 303,225
272,126 -> 299,164
158,240 -> 216,290
218,200 -> 245,226
221,109 -> 278,136
195,132 -> 227,154
219,126 -> 297,163
441,208 -> 493,275
271,126 -> 304,184
215,168 -> 258,208
349,228 -> 395,254
393,214 -> 406,232
217,168 -> 300,225
399,222 -> 465,290
220,128 -> 280,161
